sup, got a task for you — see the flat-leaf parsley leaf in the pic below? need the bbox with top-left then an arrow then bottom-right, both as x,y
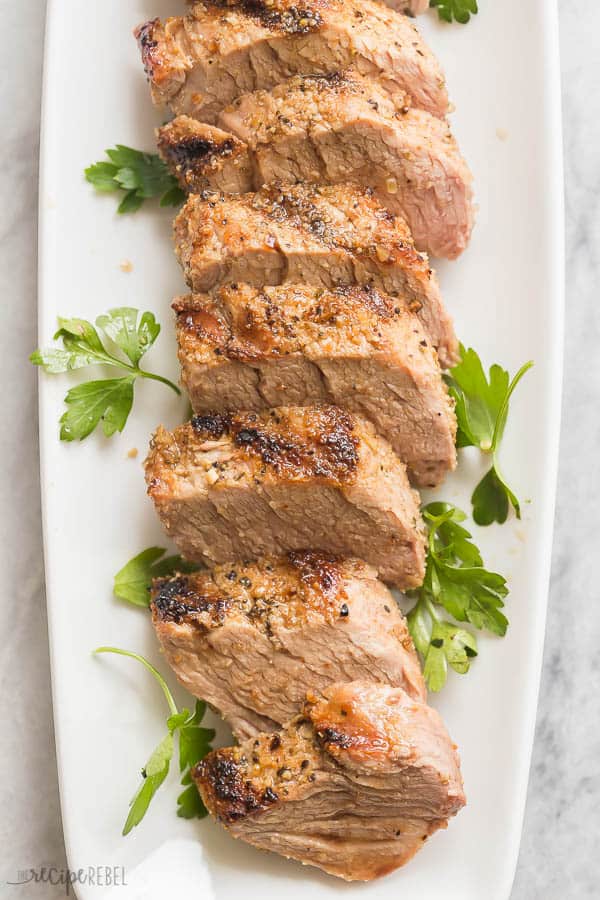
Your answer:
93,647 -> 214,833
406,502 -> 508,691
60,376 -> 135,441
176,700 -> 215,819
31,308 -> 181,442
430,0 -> 478,24
446,345 -> 533,525
85,146 -> 185,213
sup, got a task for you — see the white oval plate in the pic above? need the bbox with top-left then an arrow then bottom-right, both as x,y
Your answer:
38,2 -> 563,898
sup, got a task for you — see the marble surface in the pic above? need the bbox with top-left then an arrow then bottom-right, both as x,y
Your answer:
1,1 -> 598,896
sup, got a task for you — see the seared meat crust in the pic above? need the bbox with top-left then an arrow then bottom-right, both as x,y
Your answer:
173,184 -> 458,366
194,681 -> 466,880
151,553 -> 426,739
144,405 -> 426,589
174,284 -> 457,486
135,0 -> 448,122
158,71 -> 474,259
174,185 -> 458,367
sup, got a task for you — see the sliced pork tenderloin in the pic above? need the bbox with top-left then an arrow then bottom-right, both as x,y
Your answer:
173,184 -> 458,365
158,72 -> 474,259
194,680 -> 466,880
174,284 -> 456,486
151,553 -> 425,740
135,0 -> 448,123
144,406 -> 426,589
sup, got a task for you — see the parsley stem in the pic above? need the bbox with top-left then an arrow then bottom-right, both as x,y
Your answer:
423,595 -> 441,624
137,369 -> 181,396
99,350 -> 181,395
94,646 -> 179,716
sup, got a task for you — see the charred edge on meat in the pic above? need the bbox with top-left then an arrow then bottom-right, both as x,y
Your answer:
194,751 -> 279,823
207,0 -> 323,34
134,19 -> 161,79
151,576 -> 232,624
191,412 -> 232,439
287,550 -> 343,596
153,554 -> 352,633
315,727 -> 354,750
160,135 -> 238,173
191,409 -> 359,481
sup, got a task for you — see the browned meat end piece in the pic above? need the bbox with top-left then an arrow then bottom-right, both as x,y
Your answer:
158,71 -> 474,259
194,681 -> 466,881
155,122 -> 254,194
144,406 -> 426,589
134,0 -> 447,122
173,185 -> 459,367
174,284 -> 457,486
151,553 -> 426,740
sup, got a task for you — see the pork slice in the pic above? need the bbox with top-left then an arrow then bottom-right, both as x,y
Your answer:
174,284 -> 456,486
144,405 -> 426,589
194,681 -> 466,880
135,0 -> 447,123
172,184 -> 458,366
158,71 -> 474,259
151,552 -> 426,740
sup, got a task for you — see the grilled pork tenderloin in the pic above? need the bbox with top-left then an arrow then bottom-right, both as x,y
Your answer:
144,405 -> 426,589
135,0 -> 448,123
158,72 -> 474,259
151,553 -> 425,741
194,680 -> 466,880
173,184 -> 458,366
174,284 -> 456,487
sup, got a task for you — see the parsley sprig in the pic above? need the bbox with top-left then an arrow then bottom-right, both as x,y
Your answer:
114,547 -> 197,608
407,502 -> 508,692
31,308 -> 180,441
446,346 -> 533,526
430,0 -> 478,23
94,647 -> 214,833
85,145 -> 185,214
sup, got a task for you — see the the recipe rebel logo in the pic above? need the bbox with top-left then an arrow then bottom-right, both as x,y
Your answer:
6,866 -> 127,895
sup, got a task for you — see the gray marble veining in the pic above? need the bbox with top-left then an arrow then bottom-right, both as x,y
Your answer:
0,2 -> 68,897
1,1 -> 598,897
511,2 -> 600,897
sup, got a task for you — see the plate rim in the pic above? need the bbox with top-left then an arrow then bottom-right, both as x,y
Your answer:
494,1 -> 565,894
